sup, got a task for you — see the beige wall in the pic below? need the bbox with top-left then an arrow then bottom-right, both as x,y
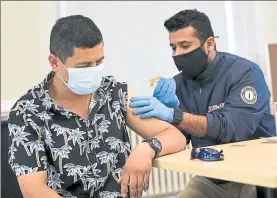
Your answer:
1,1 -> 58,100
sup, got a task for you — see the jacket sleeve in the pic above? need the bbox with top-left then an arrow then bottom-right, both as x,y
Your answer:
204,67 -> 271,143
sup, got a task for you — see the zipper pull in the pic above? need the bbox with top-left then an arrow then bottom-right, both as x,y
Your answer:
200,88 -> 202,94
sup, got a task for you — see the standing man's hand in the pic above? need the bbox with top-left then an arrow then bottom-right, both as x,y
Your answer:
130,97 -> 174,123
118,143 -> 154,198
153,77 -> 179,109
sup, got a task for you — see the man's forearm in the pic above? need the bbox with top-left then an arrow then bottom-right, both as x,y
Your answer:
38,186 -> 62,198
136,125 -> 187,158
20,185 -> 62,198
153,125 -> 187,157
176,112 -> 208,137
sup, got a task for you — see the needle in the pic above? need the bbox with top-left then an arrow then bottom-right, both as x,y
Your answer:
149,71 -> 181,87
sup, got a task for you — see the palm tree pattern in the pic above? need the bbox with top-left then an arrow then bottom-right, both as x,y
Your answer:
8,72 -> 131,198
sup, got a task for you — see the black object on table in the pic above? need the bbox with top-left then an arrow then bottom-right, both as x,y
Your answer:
256,186 -> 277,198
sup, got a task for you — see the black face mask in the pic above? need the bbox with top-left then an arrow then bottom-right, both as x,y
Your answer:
173,47 -> 209,79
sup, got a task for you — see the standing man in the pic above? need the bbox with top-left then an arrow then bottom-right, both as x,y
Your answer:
130,9 -> 276,198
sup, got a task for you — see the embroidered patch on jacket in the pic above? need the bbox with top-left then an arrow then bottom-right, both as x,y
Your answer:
208,103 -> 225,113
240,86 -> 257,105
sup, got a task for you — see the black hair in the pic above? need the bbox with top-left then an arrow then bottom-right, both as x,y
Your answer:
50,15 -> 103,63
164,9 -> 214,45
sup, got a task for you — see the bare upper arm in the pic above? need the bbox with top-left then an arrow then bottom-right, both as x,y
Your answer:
126,89 -> 175,139
17,171 -> 47,196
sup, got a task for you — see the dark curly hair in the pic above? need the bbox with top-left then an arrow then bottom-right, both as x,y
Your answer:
50,15 -> 103,63
164,9 -> 214,45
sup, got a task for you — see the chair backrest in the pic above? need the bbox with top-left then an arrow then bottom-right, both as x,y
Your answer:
1,116 -> 23,198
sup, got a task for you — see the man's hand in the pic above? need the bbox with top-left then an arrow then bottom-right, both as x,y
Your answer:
130,96 -> 174,123
153,77 -> 179,109
118,143 -> 154,198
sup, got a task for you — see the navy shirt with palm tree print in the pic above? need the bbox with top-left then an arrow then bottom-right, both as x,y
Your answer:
8,72 -> 131,198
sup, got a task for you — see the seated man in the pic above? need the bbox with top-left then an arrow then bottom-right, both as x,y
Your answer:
7,15 -> 186,198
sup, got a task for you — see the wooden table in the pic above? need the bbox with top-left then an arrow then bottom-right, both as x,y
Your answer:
153,137 -> 277,197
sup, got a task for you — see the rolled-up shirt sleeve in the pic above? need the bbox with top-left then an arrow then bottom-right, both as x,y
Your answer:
205,67 -> 271,143
8,108 -> 48,177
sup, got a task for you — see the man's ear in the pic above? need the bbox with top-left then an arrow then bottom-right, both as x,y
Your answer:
48,54 -> 59,72
206,37 -> 215,51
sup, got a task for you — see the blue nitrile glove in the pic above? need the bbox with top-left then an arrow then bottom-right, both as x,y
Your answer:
153,77 -> 179,109
130,96 -> 174,123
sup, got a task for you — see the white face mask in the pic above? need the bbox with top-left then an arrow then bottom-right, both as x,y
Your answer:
56,58 -> 104,95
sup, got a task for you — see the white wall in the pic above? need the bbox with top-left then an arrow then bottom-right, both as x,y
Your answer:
1,1 -> 58,101
1,1 -> 277,101
253,1 -> 277,111
230,1 -> 277,77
